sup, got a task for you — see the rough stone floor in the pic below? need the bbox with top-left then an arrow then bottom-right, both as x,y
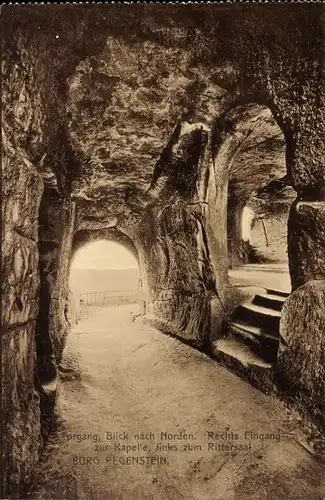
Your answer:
28,304 -> 325,500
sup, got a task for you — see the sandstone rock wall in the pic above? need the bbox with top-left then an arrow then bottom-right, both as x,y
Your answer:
49,198 -> 76,364
277,281 -> 325,423
129,126 -> 216,347
37,188 -> 76,370
1,16 -> 81,497
2,140 -> 43,498
135,201 -> 213,347
288,202 -> 325,290
2,26 -> 49,499
278,203 -> 325,424
250,213 -> 288,264
67,289 -> 80,326
227,200 -> 250,268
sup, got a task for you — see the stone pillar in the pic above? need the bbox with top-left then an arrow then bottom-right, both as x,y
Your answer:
135,200 -> 214,348
130,124 -> 222,347
227,199 -> 248,268
277,127 -> 325,421
37,187 -> 76,369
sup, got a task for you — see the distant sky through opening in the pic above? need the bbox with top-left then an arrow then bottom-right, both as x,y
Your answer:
72,240 -> 138,270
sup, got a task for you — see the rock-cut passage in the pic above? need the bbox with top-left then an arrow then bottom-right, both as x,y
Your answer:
28,304 -> 325,500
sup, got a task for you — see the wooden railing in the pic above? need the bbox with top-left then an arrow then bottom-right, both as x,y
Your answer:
79,289 -> 137,306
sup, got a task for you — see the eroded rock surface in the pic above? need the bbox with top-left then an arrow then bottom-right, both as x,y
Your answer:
288,202 -> 325,289
2,140 -> 43,497
278,280 -> 325,422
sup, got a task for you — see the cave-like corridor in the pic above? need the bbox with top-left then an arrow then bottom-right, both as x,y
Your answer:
2,4 -> 325,499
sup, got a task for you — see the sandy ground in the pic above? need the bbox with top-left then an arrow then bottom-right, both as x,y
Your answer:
28,304 -> 325,500
229,263 -> 291,292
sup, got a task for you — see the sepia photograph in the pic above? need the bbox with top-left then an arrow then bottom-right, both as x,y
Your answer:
1,3 -> 325,499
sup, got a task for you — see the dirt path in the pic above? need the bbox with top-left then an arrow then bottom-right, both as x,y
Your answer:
29,304 -> 325,500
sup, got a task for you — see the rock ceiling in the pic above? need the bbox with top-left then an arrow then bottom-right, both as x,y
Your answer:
67,34 -> 290,230
68,37 -> 225,194
227,106 -> 286,202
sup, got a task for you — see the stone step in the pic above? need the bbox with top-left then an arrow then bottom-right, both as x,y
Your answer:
213,338 -> 272,369
231,320 -> 279,342
211,337 -> 276,394
230,321 -> 279,363
266,288 -> 290,298
233,302 -> 281,332
253,293 -> 286,312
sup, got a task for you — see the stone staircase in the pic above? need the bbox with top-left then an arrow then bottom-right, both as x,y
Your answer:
212,288 -> 290,388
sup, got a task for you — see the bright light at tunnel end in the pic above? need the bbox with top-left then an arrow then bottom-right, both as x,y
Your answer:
72,240 -> 138,270
241,206 -> 255,242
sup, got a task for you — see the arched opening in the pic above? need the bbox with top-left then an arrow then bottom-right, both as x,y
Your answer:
213,103 -> 296,365
224,104 -> 293,294
68,240 -> 141,326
